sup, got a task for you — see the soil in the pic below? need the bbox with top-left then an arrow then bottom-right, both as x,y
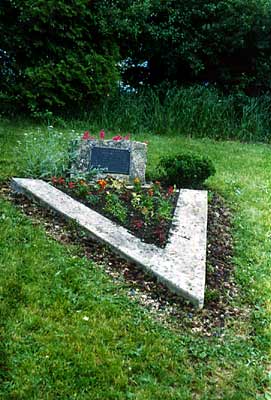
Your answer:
0,180 -> 249,337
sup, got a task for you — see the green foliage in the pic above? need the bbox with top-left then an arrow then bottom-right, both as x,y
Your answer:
1,0 -> 271,117
73,180 -> 90,197
117,0 -> 271,93
86,193 -> 100,206
77,87 -> 271,142
156,198 -> 173,221
104,192 -> 127,223
0,0 -> 119,114
131,191 -> 155,222
18,128 -> 77,178
158,152 -> 216,188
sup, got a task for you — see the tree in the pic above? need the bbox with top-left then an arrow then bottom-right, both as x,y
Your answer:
0,0 -> 120,114
116,0 -> 271,94
1,0 -> 271,116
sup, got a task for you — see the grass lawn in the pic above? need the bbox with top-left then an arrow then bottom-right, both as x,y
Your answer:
0,119 -> 270,399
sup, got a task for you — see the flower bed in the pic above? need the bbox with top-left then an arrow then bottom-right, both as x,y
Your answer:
51,176 -> 177,247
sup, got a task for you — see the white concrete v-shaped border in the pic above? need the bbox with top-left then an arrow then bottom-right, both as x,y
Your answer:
11,178 -> 208,308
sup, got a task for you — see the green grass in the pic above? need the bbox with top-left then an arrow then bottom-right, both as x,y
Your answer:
0,119 -> 270,399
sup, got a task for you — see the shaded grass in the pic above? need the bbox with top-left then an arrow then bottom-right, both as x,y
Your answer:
0,119 -> 270,399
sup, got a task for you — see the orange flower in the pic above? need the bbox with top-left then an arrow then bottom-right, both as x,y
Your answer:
97,179 -> 107,189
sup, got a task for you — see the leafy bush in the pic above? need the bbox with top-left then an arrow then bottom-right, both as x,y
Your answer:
158,153 -> 216,188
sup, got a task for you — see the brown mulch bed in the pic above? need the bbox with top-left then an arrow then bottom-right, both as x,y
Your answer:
0,180 -> 246,337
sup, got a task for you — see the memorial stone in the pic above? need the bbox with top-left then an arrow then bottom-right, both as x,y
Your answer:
72,138 -> 147,183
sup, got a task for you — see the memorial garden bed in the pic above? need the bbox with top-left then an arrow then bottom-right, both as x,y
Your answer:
50,176 -> 178,248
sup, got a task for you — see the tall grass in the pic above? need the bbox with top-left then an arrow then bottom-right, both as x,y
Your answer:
68,86 -> 271,142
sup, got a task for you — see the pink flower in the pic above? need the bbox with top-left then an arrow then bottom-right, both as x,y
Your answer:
99,129 -> 105,140
82,131 -> 91,140
124,134 -> 130,140
112,135 -> 122,141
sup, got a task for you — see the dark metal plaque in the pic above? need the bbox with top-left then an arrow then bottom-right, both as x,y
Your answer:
90,147 -> 130,174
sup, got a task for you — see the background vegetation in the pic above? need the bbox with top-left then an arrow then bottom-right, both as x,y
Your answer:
1,0 -> 271,128
69,87 -> 271,142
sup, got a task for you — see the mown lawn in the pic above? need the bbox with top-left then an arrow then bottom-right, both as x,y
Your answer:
0,120 -> 270,399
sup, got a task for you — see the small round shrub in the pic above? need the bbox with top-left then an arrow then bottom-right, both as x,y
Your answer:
158,152 -> 216,188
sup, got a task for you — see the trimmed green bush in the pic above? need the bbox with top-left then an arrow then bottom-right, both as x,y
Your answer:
158,152 -> 216,188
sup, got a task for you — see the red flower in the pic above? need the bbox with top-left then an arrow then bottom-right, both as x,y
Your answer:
154,226 -> 165,243
167,186 -> 174,195
133,219 -> 144,229
112,135 -> 122,141
99,129 -> 105,140
51,176 -> 58,184
58,177 -> 65,185
68,181 -> 75,189
124,134 -> 130,140
82,131 -> 91,140
148,189 -> 154,196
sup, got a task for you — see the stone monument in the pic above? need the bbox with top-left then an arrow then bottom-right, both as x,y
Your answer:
71,138 -> 147,183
